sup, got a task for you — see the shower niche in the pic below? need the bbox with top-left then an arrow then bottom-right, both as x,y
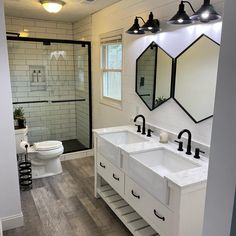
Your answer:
29,65 -> 47,91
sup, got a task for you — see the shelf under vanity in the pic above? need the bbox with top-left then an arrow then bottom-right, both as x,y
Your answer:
97,183 -> 159,236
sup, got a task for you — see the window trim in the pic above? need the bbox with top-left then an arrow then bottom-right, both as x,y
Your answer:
99,29 -> 123,110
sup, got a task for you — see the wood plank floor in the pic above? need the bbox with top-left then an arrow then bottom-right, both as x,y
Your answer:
4,157 -> 132,236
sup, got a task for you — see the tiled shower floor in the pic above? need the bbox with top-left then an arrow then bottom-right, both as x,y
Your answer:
62,139 -> 86,153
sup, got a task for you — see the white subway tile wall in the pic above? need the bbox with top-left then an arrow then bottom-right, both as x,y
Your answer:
6,17 -> 91,148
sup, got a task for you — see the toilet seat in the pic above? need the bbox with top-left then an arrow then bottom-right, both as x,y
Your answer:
34,141 -> 63,151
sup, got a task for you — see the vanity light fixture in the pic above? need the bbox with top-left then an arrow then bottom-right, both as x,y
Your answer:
40,0 -> 65,13
190,0 -> 221,23
126,17 -> 145,34
140,12 -> 160,33
168,1 -> 195,24
169,0 -> 221,24
126,12 -> 160,35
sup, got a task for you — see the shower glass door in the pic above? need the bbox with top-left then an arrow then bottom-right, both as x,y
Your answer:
8,38 -> 92,153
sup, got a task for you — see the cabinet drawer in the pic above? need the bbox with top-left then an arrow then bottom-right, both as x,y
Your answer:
125,176 -> 174,236
97,153 -> 110,180
97,153 -> 125,196
107,161 -> 125,195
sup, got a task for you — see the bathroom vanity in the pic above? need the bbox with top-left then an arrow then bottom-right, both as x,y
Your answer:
93,126 -> 208,236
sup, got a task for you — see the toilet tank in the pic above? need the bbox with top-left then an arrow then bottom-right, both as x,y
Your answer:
15,127 -> 28,154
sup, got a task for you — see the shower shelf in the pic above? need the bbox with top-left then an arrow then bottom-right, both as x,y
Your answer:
31,82 -> 47,86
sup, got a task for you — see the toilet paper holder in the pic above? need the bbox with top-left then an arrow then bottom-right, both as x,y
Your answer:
18,144 -> 32,191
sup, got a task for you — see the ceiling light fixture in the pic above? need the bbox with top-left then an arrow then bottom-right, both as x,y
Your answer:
126,12 -> 160,35
190,0 -> 221,22
40,0 -> 65,13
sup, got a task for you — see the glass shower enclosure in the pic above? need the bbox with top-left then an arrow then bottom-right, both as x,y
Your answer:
7,36 -> 92,153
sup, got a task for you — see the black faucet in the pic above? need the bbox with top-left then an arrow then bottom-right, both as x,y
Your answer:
177,129 -> 192,155
134,114 -> 146,135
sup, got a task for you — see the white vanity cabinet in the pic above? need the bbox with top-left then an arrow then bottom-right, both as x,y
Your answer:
94,130 -> 207,236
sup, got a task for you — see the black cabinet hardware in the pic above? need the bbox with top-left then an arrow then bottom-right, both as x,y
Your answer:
99,162 -> 105,168
174,140 -> 184,151
112,174 -> 120,181
131,190 -> 140,199
154,209 -> 165,221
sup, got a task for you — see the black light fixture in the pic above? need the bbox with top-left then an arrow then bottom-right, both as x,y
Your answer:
126,12 -> 160,35
140,12 -> 160,33
168,1 -> 195,24
190,0 -> 221,23
126,17 -> 145,35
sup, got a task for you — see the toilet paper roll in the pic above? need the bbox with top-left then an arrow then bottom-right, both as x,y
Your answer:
20,141 -> 30,152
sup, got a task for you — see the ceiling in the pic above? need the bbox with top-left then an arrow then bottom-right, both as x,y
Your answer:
4,0 -> 121,22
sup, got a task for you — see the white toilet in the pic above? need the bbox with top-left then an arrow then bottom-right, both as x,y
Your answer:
15,127 -> 64,179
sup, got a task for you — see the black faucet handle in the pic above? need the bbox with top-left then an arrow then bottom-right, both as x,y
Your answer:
174,140 -> 184,151
194,148 -> 205,159
135,124 -> 141,132
147,129 -> 154,137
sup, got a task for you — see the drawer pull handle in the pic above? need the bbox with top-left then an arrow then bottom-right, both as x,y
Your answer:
131,190 -> 140,199
99,162 -> 105,168
112,174 -> 120,181
154,209 -> 165,221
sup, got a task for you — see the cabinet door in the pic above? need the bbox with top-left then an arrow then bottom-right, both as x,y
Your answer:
125,176 -> 175,236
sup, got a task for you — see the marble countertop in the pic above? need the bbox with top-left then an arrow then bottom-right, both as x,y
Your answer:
93,125 -> 209,189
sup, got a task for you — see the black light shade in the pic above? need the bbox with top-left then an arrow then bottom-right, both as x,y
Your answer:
126,17 -> 145,35
190,0 -> 221,22
140,12 -> 160,33
168,1 -> 193,24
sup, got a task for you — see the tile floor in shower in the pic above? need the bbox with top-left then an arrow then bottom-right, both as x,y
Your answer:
62,139 -> 86,154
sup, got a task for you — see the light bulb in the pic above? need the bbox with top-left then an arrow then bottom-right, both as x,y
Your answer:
201,11 -> 210,20
42,2 -> 62,13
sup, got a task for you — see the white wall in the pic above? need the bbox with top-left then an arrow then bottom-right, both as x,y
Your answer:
6,16 -> 73,40
88,0 -> 224,145
203,0 -> 236,235
0,1 -> 22,230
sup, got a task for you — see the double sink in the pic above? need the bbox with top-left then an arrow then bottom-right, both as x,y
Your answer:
97,128 -> 205,204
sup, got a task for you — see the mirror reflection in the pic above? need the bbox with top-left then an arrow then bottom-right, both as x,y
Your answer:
136,42 -> 173,110
174,35 -> 220,123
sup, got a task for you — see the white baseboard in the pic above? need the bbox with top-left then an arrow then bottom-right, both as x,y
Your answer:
1,212 -> 24,231
0,219 -> 2,236
60,149 -> 94,162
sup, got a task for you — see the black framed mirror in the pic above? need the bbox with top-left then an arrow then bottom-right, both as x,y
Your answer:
174,34 -> 220,123
136,42 -> 174,110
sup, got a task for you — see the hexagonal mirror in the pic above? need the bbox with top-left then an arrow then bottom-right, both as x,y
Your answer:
136,42 -> 173,110
174,35 -> 220,123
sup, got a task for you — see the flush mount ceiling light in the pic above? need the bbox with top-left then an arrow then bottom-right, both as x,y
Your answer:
40,0 -> 66,13
168,1 -> 195,24
126,12 -> 160,35
190,0 -> 221,23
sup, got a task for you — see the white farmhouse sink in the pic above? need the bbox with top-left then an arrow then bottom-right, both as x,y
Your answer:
97,130 -> 148,167
127,147 -> 200,204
